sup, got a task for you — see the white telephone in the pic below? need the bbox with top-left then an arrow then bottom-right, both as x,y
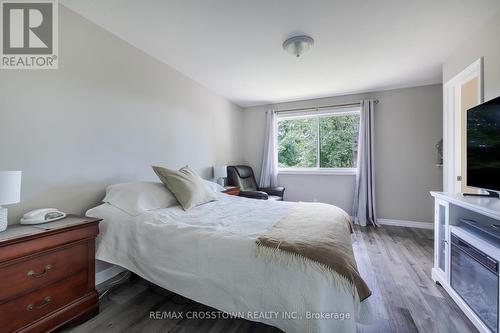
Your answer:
20,208 -> 67,225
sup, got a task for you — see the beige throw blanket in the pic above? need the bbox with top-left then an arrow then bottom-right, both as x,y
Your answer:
256,202 -> 371,301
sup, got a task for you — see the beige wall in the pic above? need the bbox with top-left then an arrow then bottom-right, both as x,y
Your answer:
443,9 -> 500,101
0,6 -> 243,224
243,85 -> 443,223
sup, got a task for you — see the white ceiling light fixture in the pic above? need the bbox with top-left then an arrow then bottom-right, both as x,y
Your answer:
282,35 -> 314,58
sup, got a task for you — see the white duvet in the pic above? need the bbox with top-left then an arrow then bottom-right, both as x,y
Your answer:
87,193 -> 372,333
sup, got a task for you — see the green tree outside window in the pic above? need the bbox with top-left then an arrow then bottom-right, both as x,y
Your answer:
277,113 -> 359,169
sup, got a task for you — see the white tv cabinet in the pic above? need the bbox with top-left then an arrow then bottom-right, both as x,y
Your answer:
431,192 -> 500,333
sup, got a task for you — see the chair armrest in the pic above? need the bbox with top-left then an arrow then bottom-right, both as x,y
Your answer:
259,186 -> 285,197
239,191 -> 269,200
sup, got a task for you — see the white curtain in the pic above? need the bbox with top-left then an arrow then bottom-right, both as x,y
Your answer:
259,110 -> 278,187
352,100 -> 378,226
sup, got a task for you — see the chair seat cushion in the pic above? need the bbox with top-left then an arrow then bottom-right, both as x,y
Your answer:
239,190 -> 268,200
260,186 -> 285,197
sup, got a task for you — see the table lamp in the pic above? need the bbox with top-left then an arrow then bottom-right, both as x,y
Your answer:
0,171 -> 22,232
213,166 -> 227,187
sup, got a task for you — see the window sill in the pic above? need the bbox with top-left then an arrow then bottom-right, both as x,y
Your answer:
278,168 -> 357,176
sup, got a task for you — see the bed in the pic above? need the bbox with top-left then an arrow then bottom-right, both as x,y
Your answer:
86,188 -> 372,333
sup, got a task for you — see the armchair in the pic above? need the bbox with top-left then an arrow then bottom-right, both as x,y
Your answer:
226,165 -> 285,201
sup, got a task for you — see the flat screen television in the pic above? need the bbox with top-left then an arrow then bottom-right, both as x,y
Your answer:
467,96 -> 500,197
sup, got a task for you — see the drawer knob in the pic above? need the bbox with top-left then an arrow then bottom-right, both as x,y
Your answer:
26,296 -> 52,311
27,264 -> 52,278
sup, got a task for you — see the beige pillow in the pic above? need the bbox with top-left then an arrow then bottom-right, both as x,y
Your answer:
152,165 -> 217,210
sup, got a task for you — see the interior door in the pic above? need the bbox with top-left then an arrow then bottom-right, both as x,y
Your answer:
444,58 -> 483,194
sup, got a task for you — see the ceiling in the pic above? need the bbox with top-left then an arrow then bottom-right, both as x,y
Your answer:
61,0 -> 500,107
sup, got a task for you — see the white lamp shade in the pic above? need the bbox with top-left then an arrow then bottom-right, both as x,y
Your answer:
0,171 -> 22,205
213,165 -> 227,179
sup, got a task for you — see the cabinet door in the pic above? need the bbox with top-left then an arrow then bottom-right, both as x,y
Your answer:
434,200 -> 449,279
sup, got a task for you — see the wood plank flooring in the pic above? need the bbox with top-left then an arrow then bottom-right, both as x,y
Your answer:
62,226 -> 478,333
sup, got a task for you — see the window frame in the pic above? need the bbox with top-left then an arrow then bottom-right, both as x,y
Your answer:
276,106 -> 360,176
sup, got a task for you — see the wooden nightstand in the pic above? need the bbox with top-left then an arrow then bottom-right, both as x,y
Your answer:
0,215 -> 100,333
223,186 -> 240,196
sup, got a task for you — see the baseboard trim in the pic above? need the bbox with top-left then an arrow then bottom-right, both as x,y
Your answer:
95,264 -> 127,286
378,218 -> 434,229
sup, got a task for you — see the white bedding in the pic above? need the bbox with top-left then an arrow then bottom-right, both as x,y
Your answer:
87,193 -> 372,333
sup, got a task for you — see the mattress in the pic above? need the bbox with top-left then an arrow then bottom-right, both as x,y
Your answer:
87,194 -> 372,333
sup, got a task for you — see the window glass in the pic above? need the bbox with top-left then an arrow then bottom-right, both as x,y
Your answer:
319,113 -> 360,168
277,109 -> 360,170
277,117 -> 317,168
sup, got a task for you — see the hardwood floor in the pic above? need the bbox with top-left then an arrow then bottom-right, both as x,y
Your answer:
353,226 -> 476,333
62,226 -> 478,333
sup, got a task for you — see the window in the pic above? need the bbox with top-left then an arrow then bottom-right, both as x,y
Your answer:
277,107 -> 360,174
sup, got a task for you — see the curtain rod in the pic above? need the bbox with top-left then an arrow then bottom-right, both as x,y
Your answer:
275,99 -> 379,113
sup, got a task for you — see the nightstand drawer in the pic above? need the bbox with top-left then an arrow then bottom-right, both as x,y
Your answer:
0,242 -> 88,301
0,271 -> 88,333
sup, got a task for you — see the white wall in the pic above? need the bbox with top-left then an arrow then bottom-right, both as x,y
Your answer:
443,9 -> 500,100
243,85 -> 443,223
0,6 -> 243,225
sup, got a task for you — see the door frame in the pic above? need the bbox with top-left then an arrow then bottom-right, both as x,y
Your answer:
443,58 -> 483,194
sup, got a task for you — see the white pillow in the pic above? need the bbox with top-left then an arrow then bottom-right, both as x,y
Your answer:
103,181 -> 178,216
204,180 -> 225,193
